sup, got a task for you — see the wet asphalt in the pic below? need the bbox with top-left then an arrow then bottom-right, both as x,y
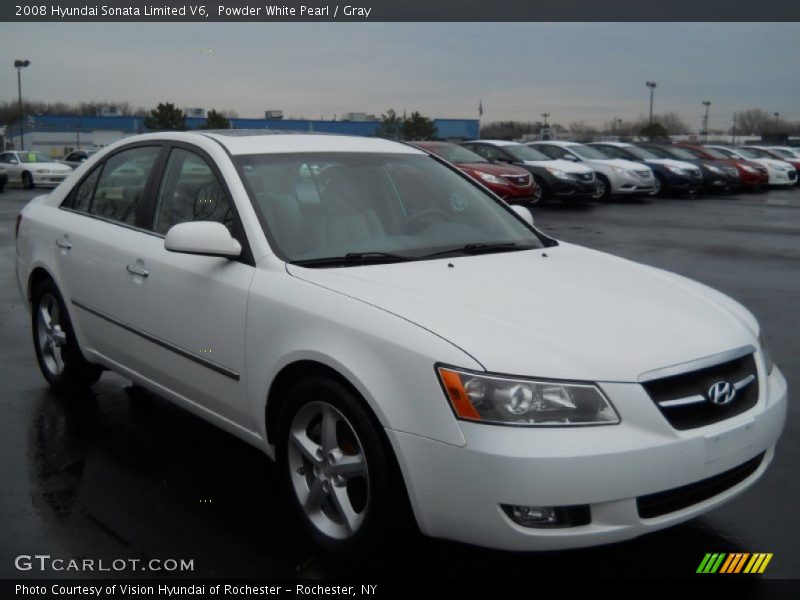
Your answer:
0,186 -> 798,580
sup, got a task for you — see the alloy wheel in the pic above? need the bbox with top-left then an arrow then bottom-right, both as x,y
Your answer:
36,294 -> 68,376
287,401 -> 370,540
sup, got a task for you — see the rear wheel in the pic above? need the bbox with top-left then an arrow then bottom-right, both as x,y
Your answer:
32,279 -> 102,390
22,171 -> 34,190
277,377 -> 406,554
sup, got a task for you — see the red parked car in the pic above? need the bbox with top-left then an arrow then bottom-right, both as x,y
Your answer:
412,141 -> 538,204
676,144 -> 768,190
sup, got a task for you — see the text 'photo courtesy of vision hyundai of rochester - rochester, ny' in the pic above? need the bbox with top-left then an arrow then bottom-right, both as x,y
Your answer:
14,130 -> 786,552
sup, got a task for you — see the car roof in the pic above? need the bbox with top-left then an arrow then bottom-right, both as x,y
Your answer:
528,141 -> 580,147
111,130 -> 425,157
465,139 -> 520,147
589,141 -> 631,147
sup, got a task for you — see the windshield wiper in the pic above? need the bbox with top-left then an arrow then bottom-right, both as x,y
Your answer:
421,242 -> 529,258
290,252 -> 416,267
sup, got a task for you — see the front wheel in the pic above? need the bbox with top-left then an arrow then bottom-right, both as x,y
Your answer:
277,377 -> 406,553
32,279 -> 102,390
650,174 -> 664,197
593,176 -> 611,201
530,176 -> 547,205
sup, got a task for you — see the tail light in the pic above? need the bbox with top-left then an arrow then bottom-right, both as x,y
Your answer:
15,214 -> 22,240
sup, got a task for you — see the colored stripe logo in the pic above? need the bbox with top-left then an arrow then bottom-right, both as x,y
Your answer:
697,553 -> 773,574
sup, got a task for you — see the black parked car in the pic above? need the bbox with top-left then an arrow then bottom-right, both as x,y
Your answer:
589,142 -> 703,196
636,143 -> 739,192
461,140 -> 598,204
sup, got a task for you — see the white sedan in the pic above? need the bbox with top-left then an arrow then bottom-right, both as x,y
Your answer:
706,145 -> 797,187
15,131 -> 786,552
0,150 -> 73,189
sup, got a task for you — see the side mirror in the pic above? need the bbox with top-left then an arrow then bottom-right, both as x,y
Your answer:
511,205 -> 534,227
164,221 -> 242,258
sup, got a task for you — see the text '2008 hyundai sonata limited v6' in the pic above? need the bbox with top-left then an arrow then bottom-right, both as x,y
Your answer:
15,131 -> 787,552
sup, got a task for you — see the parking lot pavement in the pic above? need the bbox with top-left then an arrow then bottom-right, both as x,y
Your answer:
1,187 -> 798,579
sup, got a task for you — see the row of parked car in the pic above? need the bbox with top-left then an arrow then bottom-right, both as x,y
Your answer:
413,140 -> 800,205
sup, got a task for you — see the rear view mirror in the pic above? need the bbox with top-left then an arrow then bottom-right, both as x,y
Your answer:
511,205 -> 534,227
165,221 -> 242,258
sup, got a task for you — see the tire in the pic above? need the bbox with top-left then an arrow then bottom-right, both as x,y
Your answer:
276,377 -> 406,554
650,174 -> 664,197
22,171 -> 35,189
594,175 -> 611,201
32,279 -> 102,390
531,176 -> 547,205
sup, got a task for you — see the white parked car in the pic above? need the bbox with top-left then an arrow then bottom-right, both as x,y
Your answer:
0,150 -> 73,189
527,141 -> 656,200
706,146 -> 797,187
15,131 -> 786,552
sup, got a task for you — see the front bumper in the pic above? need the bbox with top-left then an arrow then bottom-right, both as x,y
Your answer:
32,171 -> 70,187
389,366 -> 786,551
768,169 -> 797,186
552,178 -> 597,200
610,171 -> 656,195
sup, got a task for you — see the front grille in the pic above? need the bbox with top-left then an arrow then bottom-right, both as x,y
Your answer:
642,353 -> 758,430
502,174 -> 531,187
635,170 -> 652,178
788,170 -> 797,180
575,172 -> 595,182
637,453 -> 764,519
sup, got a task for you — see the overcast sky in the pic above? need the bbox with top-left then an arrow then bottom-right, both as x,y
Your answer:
1,22 -> 798,128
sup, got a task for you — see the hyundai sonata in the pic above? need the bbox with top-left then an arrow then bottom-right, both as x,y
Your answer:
15,131 -> 786,552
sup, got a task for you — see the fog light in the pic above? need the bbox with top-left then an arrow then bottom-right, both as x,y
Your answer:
501,504 -> 591,528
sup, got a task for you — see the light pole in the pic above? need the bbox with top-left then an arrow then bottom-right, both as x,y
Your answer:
774,112 -> 780,133
541,113 -> 550,127
701,101 -> 711,142
645,81 -> 657,128
14,59 -> 30,150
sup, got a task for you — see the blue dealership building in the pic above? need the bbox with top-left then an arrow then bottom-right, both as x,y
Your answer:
5,114 -> 480,156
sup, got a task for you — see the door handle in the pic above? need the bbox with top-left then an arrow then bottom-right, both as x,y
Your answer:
126,264 -> 149,278
56,239 -> 72,250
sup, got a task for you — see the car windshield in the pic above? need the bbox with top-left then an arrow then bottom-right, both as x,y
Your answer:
570,145 -> 611,159
18,151 -> 52,163
624,146 -> 658,160
709,147 -> 737,158
235,152 -> 548,265
696,146 -> 728,159
638,145 -> 671,158
430,144 -> 488,164
742,148 -> 772,159
769,148 -> 795,158
664,146 -> 697,160
504,145 -> 550,161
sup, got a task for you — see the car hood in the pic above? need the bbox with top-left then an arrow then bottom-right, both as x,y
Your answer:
458,162 -> 530,177
750,158 -> 794,171
593,158 -> 648,171
521,159 -> 593,174
286,243 -> 756,382
644,158 -> 699,170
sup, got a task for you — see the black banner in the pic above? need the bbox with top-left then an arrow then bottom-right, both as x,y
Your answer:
3,0 -> 800,22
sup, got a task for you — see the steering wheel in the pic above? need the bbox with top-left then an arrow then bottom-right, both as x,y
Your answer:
402,208 -> 450,233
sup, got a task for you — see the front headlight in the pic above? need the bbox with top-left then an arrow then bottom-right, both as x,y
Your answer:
610,166 -> 632,175
741,164 -> 759,174
475,171 -> 506,185
666,166 -> 690,175
759,333 -> 775,374
705,164 -> 724,174
35,169 -> 50,174
437,367 -> 620,426
545,168 -> 574,180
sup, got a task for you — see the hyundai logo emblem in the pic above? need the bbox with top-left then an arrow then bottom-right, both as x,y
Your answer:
707,381 -> 736,406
